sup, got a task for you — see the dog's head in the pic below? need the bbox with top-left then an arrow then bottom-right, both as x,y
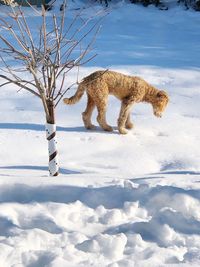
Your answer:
153,90 -> 169,118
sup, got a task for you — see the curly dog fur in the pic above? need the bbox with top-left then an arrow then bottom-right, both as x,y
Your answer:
63,70 -> 169,134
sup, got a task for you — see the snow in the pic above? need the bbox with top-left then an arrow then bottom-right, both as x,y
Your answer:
0,0 -> 200,266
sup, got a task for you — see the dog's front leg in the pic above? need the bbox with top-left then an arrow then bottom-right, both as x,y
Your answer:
118,98 -> 134,134
125,113 -> 134,129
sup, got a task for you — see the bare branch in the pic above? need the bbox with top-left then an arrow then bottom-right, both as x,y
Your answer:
0,2 -> 104,118
55,82 -> 77,107
0,35 -> 28,61
0,74 -> 41,97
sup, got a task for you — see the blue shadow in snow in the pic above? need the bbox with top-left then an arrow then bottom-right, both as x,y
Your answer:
0,123 -> 119,134
0,216 -> 19,237
153,170 -> 200,176
0,122 -> 87,133
0,165 -> 81,175
131,171 -> 200,185
105,208 -> 200,247
0,183 -> 200,209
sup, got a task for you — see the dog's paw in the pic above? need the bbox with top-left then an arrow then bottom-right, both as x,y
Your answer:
86,124 -> 96,130
125,122 -> 134,129
103,125 -> 113,132
118,127 -> 128,134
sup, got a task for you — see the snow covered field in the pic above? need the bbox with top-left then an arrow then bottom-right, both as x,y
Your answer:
0,1 -> 200,266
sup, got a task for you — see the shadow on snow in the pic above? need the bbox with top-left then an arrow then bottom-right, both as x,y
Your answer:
0,165 -> 81,175
0,122 -> 86,133
0,182 -> 200,209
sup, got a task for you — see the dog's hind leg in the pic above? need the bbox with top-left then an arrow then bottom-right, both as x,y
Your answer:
82,94 -> 96,130
95,98 -> 113,132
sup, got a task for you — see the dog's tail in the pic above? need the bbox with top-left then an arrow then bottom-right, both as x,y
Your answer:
63,82 -> 85,105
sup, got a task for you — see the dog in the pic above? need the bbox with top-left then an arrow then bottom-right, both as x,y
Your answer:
63,70 -> 169,134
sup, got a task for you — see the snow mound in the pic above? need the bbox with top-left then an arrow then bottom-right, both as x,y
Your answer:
0,181 -> 200,266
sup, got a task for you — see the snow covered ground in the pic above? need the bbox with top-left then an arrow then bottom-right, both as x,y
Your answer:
0,1 -> 200,266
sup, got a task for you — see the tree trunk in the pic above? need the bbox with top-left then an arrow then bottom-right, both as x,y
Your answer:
45,100 -> 59,176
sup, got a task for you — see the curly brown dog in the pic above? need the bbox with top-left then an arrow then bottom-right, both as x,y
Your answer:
63,70 -> 169,134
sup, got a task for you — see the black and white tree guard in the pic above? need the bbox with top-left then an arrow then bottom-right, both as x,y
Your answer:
46,122 -> 59,176
45,100 -> 59,176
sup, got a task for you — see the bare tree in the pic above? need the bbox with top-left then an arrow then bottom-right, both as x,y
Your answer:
0,2 -> 102,176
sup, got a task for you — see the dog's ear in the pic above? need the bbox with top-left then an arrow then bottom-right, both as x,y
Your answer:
157,90 -> 168,99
